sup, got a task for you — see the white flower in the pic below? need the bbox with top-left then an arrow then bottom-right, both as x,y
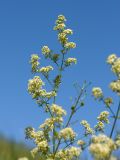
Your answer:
92,87 -> 103,99
107,54 -> 117,64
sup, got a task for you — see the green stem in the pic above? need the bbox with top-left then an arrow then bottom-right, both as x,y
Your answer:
108,107 -> 115,118
110,100 -> 120,138
53,96 -> 56,153
46,103 -> 53,117
60,53 -> 65,71
44,74 -> 53,88
65,85 -> 86,127
54,83 -> 88,156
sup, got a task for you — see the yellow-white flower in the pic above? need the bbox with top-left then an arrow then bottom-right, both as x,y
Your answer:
42,46 -> 51,55
51,104 -> 66,117
63,29 -> 73,35
55,147 -> 81,160
28,76 -> 44,95
92,87 -> 103,99
97,111 -> 109,123
110,80 -> 120,95
30,54 -> 40,72
40,66 -> 53,73
65,42 -> 76,49
65,58 -> 77,66
107,54 -> 117,64
59,127 -> 76,140
90,134 -> 116,160
112,58 -> 120,75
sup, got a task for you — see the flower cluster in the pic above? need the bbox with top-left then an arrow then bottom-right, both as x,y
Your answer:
54,15 -> 66,31
40,117 -> 63,131
28,76 -> 44,98
42,46 -> 51,57
111,58 -> 120,75
55,147 -> 81,160
40,66 -> 53,74
107,54 -> 120,95
110,80 -> 120,95
92,87 -> 103,99
89,134 -> 116,160
107,54 -> 117,65
30,54 -> 40,73
94,121 -> 105,132
97,111 -> 109,123
80,120 -> 94,136
54,15 -> 76,50
65,58 -> 77,66
94,111 -> 109,132
28,76 -> 56,100
63,29 -> 73,35
51,104 -> 66,117
64,42 -> 76,49
59,127 -> 76,140
104,97 -> 113,107
25,127 -> 49,158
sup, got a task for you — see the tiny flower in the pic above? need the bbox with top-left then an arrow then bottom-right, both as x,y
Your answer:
94,121 -> 104,131
92,87 -> 103,99
30,54 -> 40,73
41,46 -> 51,56
57,15 -> 66,22
51,104 -> 66,117
40,66 -> 53,73
59,127 -> 76,140
54,23 -> 66,30
89,134 -> 116,160
55,147 -> 81,159
110,80 -> 120,95
97,111 -> 109,124
65,58 -> 77,66
58,32 -> 68,44
112,58 -> 120,75
37,140 -> 49,152
106,54 -> 117,65
104,97 -> 113,107
31,147 -> 38,158
77,140 -> 85,146
80,120 -> 94,135
65,42 -> 76,49
63,29 -> 73,35
28,76 -> 44,98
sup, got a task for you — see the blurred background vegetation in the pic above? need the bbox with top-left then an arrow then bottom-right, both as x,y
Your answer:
0,134 -> 33,160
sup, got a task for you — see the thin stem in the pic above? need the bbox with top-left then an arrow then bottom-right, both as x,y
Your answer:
65,86 -> 85,127
60,53 -> 65,71
110,100 -> 120,138
108,107 -> 116,118
53,95 -> 56,153
44,74 -> 53,88
46,103 -> 53,117
101,99 -> 115,117
54,61 -> 59,68
54,83 -> 89,156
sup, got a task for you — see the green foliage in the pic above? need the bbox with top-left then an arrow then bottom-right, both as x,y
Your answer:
0,135 -> 33,160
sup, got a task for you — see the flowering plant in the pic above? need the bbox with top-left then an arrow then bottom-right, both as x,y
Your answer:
20,15 -> 120,160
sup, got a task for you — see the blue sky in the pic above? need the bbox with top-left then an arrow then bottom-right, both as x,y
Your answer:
0,0 -> 120,149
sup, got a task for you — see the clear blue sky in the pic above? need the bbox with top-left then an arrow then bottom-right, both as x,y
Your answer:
0,0 -> 120,148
